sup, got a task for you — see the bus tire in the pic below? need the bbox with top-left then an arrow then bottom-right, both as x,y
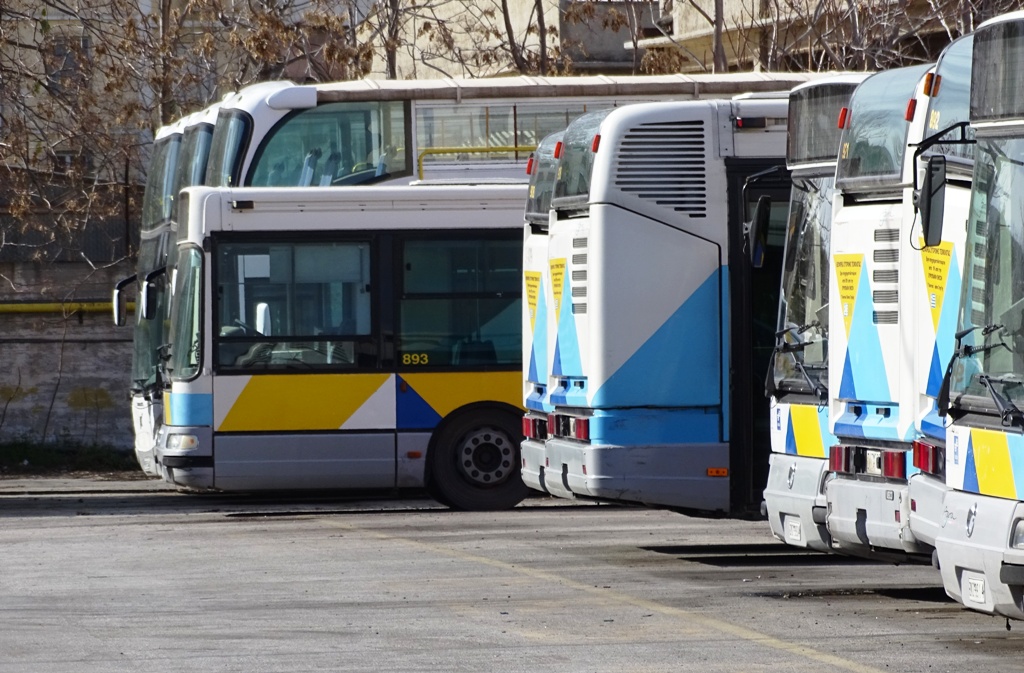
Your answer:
428,407 -> 528,511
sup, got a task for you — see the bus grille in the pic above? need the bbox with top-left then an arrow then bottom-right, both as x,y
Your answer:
613,120 -> 707,216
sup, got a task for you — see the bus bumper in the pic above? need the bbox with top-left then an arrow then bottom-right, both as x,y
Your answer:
540,438 -> 730,512
907,472 -> 950,548
934,491 -> 1024,619
131,394 -> 163,478
763,453 -> 831,552
155,425 -> 214,490
825,476 -> 929,560
521,437 -> 568,496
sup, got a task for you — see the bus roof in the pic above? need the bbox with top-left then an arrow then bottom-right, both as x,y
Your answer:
217,73 -> 821,112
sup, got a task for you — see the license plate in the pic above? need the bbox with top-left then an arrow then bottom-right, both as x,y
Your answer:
967,576 -> 986,604
785,516 -> 802,542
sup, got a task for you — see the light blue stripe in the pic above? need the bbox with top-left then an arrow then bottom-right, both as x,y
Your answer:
167,392 -> 213,428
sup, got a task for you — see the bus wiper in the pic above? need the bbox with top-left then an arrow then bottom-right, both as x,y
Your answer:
978,374 -> 1024,428
937,323 -> 1009,416
776,321 -> 819,353
765,321 -> 827,402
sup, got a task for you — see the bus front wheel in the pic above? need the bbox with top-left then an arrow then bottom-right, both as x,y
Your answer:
428,408 -> 528,511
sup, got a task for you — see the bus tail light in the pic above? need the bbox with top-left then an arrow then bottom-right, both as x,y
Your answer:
526,154 -> 535,175
829,444 -> 851,473
837,107 -> 849,129
553,141 -> 563,159
912,439 -> 944,477
734,117 -> 766,129
591,134 -> 601,153
882,450 -> 906,479
522,415 -> 548,441
905,98 -> 918,122
547,414 -> 556,436
572,417 -> 589,440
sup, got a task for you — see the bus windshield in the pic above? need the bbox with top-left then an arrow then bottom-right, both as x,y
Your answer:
924,34 -> 974,160
176,123 -> 215,195
836,64 -> 931,187
168,246 -> 204,381
773,176 -> 833,390
553,110 -> 612,206
247,101 -> 409,187
950,137 -> 1024,409
206,110 -> 251,187
524,132 -> 563,224
787,84 -> 854,166
140,134 -> 182,234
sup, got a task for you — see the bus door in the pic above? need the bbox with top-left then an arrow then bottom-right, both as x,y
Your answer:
726,159 -> 791,513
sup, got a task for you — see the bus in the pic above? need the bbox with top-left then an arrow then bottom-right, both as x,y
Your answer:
762,74 -> 867,551
521,130 -> 563,466
155,183 -> 531,510
114,101 -> 221,476
823,45 -> 974,562
932,11 -> 1024,619
520,97 -> 793,515
202,74 -> 814,191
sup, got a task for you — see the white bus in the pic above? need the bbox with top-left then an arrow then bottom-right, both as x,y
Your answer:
114,102 -> 221,476
156,183 -> 531,510
202,74 -> 814,190
522,131 -> 563,435
931,11 -> 1024,619
762,74 -> 867,551
520,97 -> 793,514
823,43 -> 974,562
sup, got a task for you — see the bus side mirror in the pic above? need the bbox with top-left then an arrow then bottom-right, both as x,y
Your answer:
139,266 -> 167,321
918,154 -> 946,248
112,274 -> 136,327
745,195 -> 772,266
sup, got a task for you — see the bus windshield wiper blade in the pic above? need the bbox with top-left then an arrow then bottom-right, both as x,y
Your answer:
978,374 -> 1024,428
776,320 -> 820,353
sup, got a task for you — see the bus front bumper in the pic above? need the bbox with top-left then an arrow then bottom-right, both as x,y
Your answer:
934,491 -> 1024,619
155,425 -> 214,490
763,453 -> 832,552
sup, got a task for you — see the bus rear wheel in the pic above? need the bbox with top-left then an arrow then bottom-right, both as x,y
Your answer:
428,408 -> 528,511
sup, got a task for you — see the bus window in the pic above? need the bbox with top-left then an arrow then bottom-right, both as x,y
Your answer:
248,101 -> 409,187
214,240 -> 373,369
399,237 -> 521,367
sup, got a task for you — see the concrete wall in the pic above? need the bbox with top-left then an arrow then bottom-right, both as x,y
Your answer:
0,261 -> 134,448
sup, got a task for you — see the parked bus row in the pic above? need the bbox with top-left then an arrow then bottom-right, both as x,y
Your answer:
114,11 -> 1024,622
115,72 -> 812,509
521,12 -> 1024,623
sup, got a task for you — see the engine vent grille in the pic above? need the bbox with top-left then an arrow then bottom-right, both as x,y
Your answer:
614,120 -> 707,216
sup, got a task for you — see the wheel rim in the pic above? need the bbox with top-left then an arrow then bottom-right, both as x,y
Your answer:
456,426 -> 514,487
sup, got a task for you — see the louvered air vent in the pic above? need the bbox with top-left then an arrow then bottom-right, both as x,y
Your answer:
874,311 -> 899,324
874,249 -> 899,263
874,229 -> 899,242
614,120 -> 707,216
873,290 -> 898,304
873,270 -> 898,283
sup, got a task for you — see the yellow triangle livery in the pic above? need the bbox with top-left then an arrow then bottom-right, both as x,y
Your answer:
834,253 -> 863,338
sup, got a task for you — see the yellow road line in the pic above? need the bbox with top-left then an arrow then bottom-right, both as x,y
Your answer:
323,518 -> 885,673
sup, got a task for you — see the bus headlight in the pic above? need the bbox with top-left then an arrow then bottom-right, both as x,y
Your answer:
1011,519 -> 1024,549
166,433 -> 200,451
